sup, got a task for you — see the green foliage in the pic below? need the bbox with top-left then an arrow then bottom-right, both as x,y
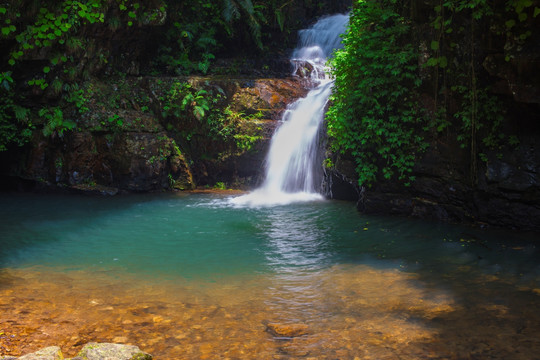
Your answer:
213,181 -> 226,189
327,0 -> 426,187
39,106 -> 75,137
103,113 -> 124,131
222,107 -> 263,151
154,2 -> 220,75
323,158 -> 334,169
160,80 -> 263,153
162,82 -> 216,122
452,84 -> 505,149
161,81 -> 226,143
425,0 -> 524,175
5,1 -> 106,69
0,0 -> 338,154
222,0 -> 266,49
0,71 -> 33,150
65,83 -> 89,113
0,94 -> 32,151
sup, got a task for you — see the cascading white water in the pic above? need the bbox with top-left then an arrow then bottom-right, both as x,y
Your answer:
231,14 -> 349,207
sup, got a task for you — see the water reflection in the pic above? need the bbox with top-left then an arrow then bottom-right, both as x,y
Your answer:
256,205 -> 337,323
259,206 -> 333,272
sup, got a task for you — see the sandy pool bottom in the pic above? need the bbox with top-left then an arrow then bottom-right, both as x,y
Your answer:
1,264 -> 539,359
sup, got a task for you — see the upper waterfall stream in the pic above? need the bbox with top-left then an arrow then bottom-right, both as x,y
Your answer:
231,14 -> 349,207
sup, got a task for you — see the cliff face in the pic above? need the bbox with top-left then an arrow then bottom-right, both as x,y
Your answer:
327,136 -> 540,231
0,75 -> 308,193
0,1 -> 326,194
324,0 -> 540,231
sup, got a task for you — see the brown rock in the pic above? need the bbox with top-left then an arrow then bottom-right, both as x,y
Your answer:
265,323 -> 309,338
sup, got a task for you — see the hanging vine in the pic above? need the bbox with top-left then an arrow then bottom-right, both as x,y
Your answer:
424,0 -> 537,184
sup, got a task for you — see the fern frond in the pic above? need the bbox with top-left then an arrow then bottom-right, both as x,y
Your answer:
223,0 -> 240,22
13,105 -> 29,123
238,0 -> 254,15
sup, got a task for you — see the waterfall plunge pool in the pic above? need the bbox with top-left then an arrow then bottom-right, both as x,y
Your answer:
1,192 -> 539,359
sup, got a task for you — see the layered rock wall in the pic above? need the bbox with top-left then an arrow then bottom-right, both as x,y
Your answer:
0,76 -> 308,193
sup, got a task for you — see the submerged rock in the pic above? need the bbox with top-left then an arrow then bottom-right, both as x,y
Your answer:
265,322 -> 309,338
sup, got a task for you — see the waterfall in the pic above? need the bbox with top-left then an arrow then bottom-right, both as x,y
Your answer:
231,14 -> 349,207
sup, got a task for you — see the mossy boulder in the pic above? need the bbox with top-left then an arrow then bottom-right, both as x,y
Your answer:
75,343 -> 152,360
0,343 -> 152,360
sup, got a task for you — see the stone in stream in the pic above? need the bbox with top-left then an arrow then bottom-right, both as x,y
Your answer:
74,343 -> 152,360
8,346 -> 62,360
265,323 -> 309,338
1,343 -> 152,360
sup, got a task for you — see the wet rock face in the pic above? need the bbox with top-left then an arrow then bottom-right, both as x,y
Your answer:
483,51 -> 540,105
1,75 -> 307,193
326,138 -> 540,231
6,129 -> 193,193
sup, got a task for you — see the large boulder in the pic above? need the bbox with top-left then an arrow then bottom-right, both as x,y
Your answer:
74,343 -> 151,360
2,346 -> 62,360
1,343 -> 152,360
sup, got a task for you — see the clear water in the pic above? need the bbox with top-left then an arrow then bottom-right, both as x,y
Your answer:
5,193 -> 538,280
1,193 -> 540,359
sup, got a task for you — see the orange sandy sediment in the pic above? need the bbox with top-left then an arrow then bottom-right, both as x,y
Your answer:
1,265 -> 539,359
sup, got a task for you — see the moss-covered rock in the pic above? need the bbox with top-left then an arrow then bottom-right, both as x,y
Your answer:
9,346 -> 62,360
1,343 -> 152,360
75,343 -> 152,360
1,74 -> 308,192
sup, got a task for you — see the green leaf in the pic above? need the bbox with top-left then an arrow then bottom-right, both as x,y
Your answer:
505,19 -> 516,29
430,40 -> 439,51
518,12 -> 527,22
43,66 -> 51,73
1,27 -> 10,36
426,58 -> 439,66
0,7 -> 6,14
438,56 -> 448,68
534,7 -> 540,17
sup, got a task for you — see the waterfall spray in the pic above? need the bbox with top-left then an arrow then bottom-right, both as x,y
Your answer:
231,14 -> 348,207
